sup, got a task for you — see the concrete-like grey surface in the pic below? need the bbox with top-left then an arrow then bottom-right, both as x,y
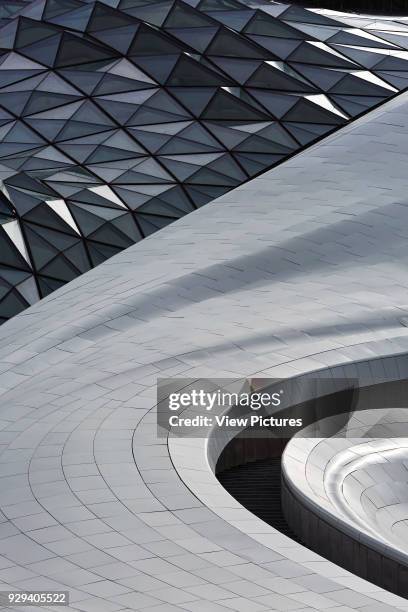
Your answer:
3,84 -> 408,611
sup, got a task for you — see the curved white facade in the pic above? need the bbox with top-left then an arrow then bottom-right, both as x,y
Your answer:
284,432 -> 408,561
2,69 -> 408,610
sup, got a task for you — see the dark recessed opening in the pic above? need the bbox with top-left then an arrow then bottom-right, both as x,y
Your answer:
216,436 -> 302,541
217,453 -> 302,542
215,379 -> 408,599
292,1 -> 408,14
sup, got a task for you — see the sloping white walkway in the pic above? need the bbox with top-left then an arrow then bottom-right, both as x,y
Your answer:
1,91 -> 408,611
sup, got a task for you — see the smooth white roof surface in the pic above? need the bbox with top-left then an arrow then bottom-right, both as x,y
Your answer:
1,87 -> 408,610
